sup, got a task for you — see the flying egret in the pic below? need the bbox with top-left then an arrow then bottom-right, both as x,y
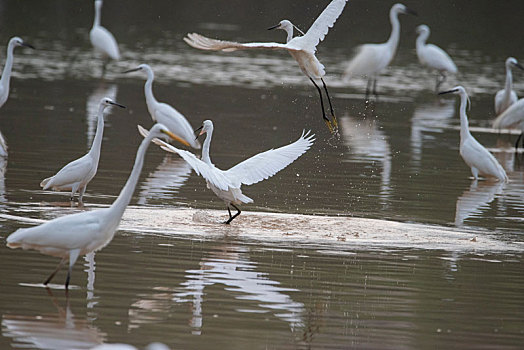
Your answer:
7,123 -> 188,289
493,97 -> 524,149
343,3 -> 416,96
124,64 -> 201,149
415,24 -> 457,91
183,0 -> 348,133
90,0 -> 120,75
0,36 -> 34,157
139,120 -> 315,224
439,86 -> 508,182
494,57 -> 524,115
40,98 -> 126,203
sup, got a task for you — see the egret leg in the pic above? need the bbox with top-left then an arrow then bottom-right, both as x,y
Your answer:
44,257 -> 66,285
310,78 -> 333,133
471,167 -> 479,180
436,73 -> 446,92
224,204 -> 241,224
365,79 -> 372,99
515,132 -> 523,151
78,186 -> 86,203
372,78 -> 378,96
321,78 -> 337,131
65,249 -> 81,290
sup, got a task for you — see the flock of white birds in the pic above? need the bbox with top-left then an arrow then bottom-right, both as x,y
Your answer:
2,0 -> 522,295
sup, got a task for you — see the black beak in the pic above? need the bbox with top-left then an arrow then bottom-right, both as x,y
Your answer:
267,23 -> 280,31
108,101 -> 126,109
405,8 -> 418,16
123,67 -> 141,74
194,125 -> 203,140
21,42 -> 35,49
515,63 -> 524,71
438,88 -> 458,95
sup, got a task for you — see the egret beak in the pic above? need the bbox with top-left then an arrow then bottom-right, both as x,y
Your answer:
405,8 -> 418,16
108,101 -> 126,109
515,62 -> 524,71
123,67 -> 141,74
162,129 -> 190,147
21,42 -> 35,49
267,23 -> 280,31
438,88 -> 459,95
194,125 -> 203,140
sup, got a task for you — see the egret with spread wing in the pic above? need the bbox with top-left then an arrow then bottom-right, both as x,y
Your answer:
40,98 -> 126,203
124,64 -> 201,149
90,0 -> 120,75
140,120 -> 315,224
415,24 -> 457,91
343,3 -> 416,96
184,0 -> 348,133
7,124 -> 187,289
439,86 -> 507,182
0,36 -> 34,157
494,57 -> 524,115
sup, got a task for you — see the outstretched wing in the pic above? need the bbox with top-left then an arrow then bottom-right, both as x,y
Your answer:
225,131 -> 315,187
184,33 -> 294,52
297,0 -> 348,52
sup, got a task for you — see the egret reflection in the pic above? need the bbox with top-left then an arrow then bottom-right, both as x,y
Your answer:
455,180 -> 504,226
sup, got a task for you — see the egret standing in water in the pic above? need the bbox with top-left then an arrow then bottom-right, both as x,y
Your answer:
415,24 -> 457,91
139,120 -> 315,224
439,86 -> 508,182
494,57 -> 524,115
90,0 -> 120,76
40,98 -> 125,203
493,98 -> 524,150
124,64 -> 201,149
7,124 -> 187,290
0,36 -> 34,157
183,0 -> 348,133
343,3 -> 416,97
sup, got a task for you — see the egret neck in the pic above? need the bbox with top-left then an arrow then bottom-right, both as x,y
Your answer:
93,1 -> 102,28
458,91 -> 472,143
0,40 -> 17,102
143,67 -> 159,121
502,61 -> 514,108
386,7 -> 402,58
88,103 -> 107,160
415,28 -> 428,52
201,124 -> 214,165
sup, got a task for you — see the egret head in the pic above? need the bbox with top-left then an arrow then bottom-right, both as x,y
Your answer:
123,63 -> 152,74
100,97 -> 126,109
416,24 -> 430,36
9,37 -> 35,50
150,123 -> 190,146
194,120 -> 213,140
506,57 -> 524,71
392,3 -> 417,16
267,20 -> 304,36
439,86 -> 471,109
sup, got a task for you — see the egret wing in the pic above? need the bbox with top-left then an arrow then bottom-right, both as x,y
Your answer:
344,44 -> 388,78
493,99 -> 524,129
42,156 -> 94,189
154,104 -> 201,149
184,33 -> 294,52
89,26 -> 120,60
224,131 -> 315,187
297,0 -> 348,52
420,44 -> 457,73
461,138 -> 507,181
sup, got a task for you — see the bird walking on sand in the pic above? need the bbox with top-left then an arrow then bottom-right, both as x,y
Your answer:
494,57 -> 524,115
184,0 -> 348,133
40,98 -> 125,203
415,24 -> 457,91
343,3 -> 416,97
440,86 -> 508,182
90,0 -> 120,76
139,120 -> 315,224
124,64 -> 201,149
7,124 -> 188,290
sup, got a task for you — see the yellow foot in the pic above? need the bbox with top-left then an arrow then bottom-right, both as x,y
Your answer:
324,119 -> 334,134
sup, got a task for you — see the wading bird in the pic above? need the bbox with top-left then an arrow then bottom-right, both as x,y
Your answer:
40,98 -> 125,203
124,64 -> 201,149
494,57 -> 524,115
343,3 -> 416,96
0,36 -> 34,157
415,24 -> 457,91
7,124 -> 188,290
439,86 -> 507,182
493,97 -> 524,150
183,0 -> 348,133
90,0 -> 120,75
139,120 -> 314,224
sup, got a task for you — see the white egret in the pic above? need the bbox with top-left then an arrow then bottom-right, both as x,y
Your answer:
0,36 -> 34,157
124,64 -> 201,149
183,0 -> 348,133
343,3 -> 416,96
439,86 -> 508,182
415,24 -> 457,91
494,57 -> 524,115
40,98 -> 126,203
7,123 -> 187,289
139,120 -> 315,224
493,97 -> 524,149
90,0 -> 120,75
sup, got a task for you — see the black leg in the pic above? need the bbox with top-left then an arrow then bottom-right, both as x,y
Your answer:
515,132 -> 523,151
228,204 -> 242,224
310,78 -> 333,133
44,258 -> 66,285
321,78 -> 338,132
223,205 -> 233,224
372,78 -> 378,96
365,79 -> 372,99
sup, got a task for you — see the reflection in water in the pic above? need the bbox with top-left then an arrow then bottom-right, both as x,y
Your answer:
411,99 -> 455,165
455,180 -> 504,226
0,156 -> 7,204
339,106 -> 392,203
128,245 -> 304,335
137,155 -> 192,205
86,83 -> 118,147
84,252 -> 98,312
1,292 -> 105,349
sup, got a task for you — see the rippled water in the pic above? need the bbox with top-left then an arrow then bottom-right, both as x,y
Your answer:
1,0 -> 524,349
